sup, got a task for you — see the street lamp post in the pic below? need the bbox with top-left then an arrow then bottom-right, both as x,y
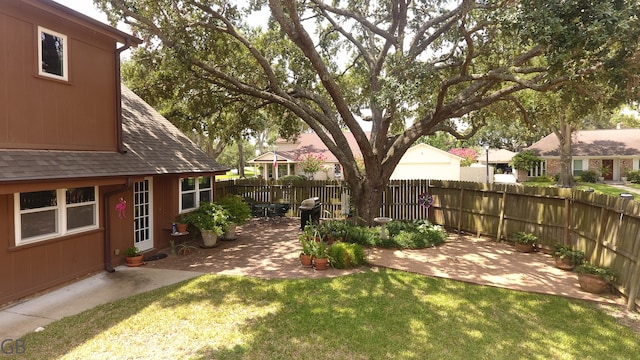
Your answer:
484,144 -> 490,183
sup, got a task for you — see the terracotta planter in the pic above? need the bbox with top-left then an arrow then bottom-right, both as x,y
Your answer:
176,223 -> 188,233
224,223 -> 237,240
515,242 -> 534,253
300,254 -> 313,267
201,229 -> 219,248
578,273 -> 609,294
555,256 -> 576,271
125,255 -> 144,267
314,257 -> 329,270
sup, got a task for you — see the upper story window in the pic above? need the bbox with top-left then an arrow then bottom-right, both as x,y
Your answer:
180,177 -> 212,212
14,186 -> 98,246
38,26 -> 68,81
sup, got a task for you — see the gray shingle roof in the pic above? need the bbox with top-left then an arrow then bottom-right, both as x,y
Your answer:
526,128 -> 640,157
0,85 -> 228,182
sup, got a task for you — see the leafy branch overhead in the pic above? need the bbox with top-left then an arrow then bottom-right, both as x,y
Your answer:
96,0 -> 640,223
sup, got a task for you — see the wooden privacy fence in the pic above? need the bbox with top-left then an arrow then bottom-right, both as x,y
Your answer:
216,178 -> 640,310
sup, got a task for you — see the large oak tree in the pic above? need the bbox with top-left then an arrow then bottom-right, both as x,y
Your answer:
96,0 -> 640,223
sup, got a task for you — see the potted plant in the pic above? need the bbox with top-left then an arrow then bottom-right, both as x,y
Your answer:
182,202 -> 230,248
299,233 -> 315,267
574,263 -> 616,294
312,239 -> 330,270
512,231 -> 537,253
175,242 -> 198,255
124,246 -> 143,267
217,195 -> 252,240
174,214 -> 189,233
553,244 -> 584,270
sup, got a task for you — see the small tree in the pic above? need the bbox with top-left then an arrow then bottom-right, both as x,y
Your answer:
299,153 -> 326,179
511,151 -> 541,172
448,148 -> 478,167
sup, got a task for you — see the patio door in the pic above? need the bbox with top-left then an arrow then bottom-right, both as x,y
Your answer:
134,178 -> 153,251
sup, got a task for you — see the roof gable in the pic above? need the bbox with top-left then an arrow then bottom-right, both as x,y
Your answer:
526,129 -> 640,157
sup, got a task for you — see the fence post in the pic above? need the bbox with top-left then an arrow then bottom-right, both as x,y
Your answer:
563,197 -> 570,245
496,191 -> 507,242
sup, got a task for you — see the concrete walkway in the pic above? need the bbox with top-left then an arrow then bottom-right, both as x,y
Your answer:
0,218 -> 631,340
0,266 -> 200,340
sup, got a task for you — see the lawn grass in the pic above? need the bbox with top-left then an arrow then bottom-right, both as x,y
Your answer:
524,180 -> 638,199
19,269 -> 640,359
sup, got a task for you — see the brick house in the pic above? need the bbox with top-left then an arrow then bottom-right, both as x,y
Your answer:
525,128 -> 640,181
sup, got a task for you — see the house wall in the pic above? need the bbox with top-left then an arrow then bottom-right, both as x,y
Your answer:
0,174 -> 211,306
0,1 -> 118,151
546,159 -> 561,177
390,144 -> 462,180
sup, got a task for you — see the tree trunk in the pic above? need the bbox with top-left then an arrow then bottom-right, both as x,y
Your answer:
237,141 -> 245,178
555,118 -> 575,187
349,176 -> 386,226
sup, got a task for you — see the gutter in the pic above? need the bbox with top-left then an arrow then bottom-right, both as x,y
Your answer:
103,178 -> 132,272
115,39 -> 133,154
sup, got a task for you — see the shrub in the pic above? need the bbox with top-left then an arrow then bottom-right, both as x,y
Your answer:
278,174 -> 307,182
579,170 -> 598,183
627,170 -> 640,184
512,232 -> 537,244
343,219 -> 447,249
575,263 -> 616,282
327,242 -> 367,269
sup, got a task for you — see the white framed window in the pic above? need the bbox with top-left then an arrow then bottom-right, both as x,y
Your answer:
179,177 -> 212,212
573,159 -> 584,176
14,186 -> 98,245
37,26 -> 68,81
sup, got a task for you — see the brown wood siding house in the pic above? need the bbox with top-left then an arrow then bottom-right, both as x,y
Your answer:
0,0 -> 229,306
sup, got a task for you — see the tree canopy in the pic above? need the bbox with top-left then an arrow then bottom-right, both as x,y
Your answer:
96,0 -> 640,222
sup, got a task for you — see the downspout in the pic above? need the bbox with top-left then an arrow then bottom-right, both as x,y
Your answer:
115,39 -> 132,154
103,178 -> 132,272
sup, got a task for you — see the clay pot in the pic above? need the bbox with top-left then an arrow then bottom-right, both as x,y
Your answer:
515,242 -> 534,253
176,223 -> 188,233
300,254 -> 313,267
314,257 -> 329,270
555,257 -> 576,271
578,273 -> 609,294
125,255 -> 144,267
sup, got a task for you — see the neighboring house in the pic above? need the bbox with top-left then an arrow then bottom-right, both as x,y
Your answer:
249,133 -> 464,180
0,0 -> 228,306
525,128 -> 640,181
390,143 -> 463,180
249,132 -> 363,180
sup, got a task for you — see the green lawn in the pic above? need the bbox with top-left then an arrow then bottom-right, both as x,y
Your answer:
19,269 -> 640,359
523,180 -> 639,199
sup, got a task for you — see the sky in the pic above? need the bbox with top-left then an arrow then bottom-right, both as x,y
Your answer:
53,1 -> 109,25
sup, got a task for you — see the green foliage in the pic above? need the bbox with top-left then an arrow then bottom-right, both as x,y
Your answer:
312,240 -> 329,259
512,232 -> 538,245
575,263 -> 616,283
579,170 -> 598,183
278,174 -> 307,182
298,233 -> 315,256
532,175 -> 555,183
553,244 -> 584,263
216,195 -> 252,225
123,246 -> 140,257
510,151 -> 541,171
327,242 -> 367,269
342,219 -> 446,249
182,202 -> 230,235
627,170 -> 640,184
